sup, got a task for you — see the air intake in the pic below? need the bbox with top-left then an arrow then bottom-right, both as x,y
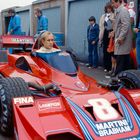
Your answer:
47,132 -> 82,140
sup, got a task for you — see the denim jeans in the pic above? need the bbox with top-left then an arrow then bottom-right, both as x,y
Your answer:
88,43 -> 98,67
136,32 -> 140,69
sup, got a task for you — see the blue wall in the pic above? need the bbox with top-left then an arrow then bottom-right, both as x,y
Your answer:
43,7 -> 61,32
17,10 -> 30,35
67,0 -> 108,62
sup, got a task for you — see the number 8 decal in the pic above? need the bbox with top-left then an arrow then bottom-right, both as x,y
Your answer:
88,98 -> 119,121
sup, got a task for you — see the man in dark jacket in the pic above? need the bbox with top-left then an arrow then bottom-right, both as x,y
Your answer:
87,16 -> 99,68
134,9 -> 140,69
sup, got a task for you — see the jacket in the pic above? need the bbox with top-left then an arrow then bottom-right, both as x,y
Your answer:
99,12 -> 115,41
87,24 -> 99,44
136,10 -> 140,29
37,15 -> 48,34
114,5 -> 132,55
8,14 -> 21,35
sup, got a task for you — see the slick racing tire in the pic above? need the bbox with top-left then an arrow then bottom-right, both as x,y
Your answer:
0,73 -> 4,78
118,70 -> 140,89
0,77 -> 31,136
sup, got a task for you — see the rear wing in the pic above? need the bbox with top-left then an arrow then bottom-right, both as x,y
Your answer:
0,35 -> 34,49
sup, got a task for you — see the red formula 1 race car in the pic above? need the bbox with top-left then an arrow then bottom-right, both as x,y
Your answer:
0,35 -> 139,140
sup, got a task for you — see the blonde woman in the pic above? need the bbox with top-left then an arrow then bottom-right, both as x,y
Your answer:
36,31 -> 77,73
36,31 -> 61,53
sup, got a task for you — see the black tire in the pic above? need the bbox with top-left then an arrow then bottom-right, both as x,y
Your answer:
0,73 -> 4,78
0,77 -> 31,136
118,70 -> 140,89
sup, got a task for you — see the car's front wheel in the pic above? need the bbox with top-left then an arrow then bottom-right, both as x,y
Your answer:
0,77 -> 31,136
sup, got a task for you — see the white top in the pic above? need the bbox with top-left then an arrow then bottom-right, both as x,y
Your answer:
128,8 -> 136,24
36,46 -> 61,53
128,9 -> 136,18
104,13 -> 111,22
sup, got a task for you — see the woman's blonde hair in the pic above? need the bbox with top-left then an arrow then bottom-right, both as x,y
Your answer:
39,31 -> 54,46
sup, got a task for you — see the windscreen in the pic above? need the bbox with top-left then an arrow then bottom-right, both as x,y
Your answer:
36,51 -> 77,74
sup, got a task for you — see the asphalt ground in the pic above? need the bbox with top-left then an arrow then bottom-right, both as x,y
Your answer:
79,62 -> 109,82
0,63 -> 109,140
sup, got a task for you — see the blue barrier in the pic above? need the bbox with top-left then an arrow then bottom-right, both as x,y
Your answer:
53,32 -> 64,47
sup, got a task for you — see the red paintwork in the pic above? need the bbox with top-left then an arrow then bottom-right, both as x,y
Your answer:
0,35 -> 34,48
0,35 -> 140,140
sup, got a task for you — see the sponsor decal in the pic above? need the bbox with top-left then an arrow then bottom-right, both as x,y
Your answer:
14,96 -> 34,104
68,95 -> 140,138
96,119 -> 131,136
58,52 -> 69,56
88,98 -> 119,121
38,100 -> 62,112
11,38 -> 33,43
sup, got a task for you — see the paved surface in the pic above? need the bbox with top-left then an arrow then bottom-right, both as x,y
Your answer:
0,63 -> 108,140
79,62 -> 109,82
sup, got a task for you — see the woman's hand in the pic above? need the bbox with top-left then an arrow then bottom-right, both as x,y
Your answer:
109,31 -> 114,38
133,28 -> 139,33
92,41 -> 96,45
117,38 -> 124,45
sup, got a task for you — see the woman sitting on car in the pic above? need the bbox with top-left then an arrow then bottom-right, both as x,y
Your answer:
36,31 -> 61,53
36,31 -> 77,73
36,31 -> 61,61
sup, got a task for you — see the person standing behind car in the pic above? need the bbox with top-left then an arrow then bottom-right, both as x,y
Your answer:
7,9 -> 21,35
122,0 -> 136,50
122,0 -> 136,25
134,10 -> 140,69
35,8 -> 48,34
111,0 -> 132,75
87,16 -> 99,68
99,2 -> 115,72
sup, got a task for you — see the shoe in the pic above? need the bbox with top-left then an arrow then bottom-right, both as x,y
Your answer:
105,72 -> 116,79
86,63 -> 90,67
111,72 -> 116,77
86,63 -> 89,66
108,68 -> 115,75
105,73 -> 111,79
108,70 -> 113,74
86,64 -> 92,68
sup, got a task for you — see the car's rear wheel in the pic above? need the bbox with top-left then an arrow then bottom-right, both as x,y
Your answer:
0,77 -> 31,136
118,70 -> 140,89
